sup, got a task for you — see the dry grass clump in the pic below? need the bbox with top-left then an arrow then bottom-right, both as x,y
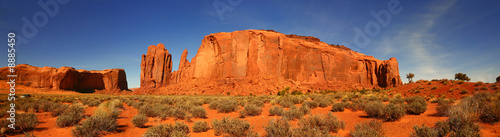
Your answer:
350,120 -> 384,137
212,117 -> 258,137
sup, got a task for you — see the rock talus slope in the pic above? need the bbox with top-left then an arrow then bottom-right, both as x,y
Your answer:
142,30 -> 402,94
0,64 -> 128,92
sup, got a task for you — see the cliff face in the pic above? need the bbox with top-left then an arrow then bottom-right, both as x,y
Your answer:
0,64 -> 128,92
141,30 -> 402,94
168,30 -> 401,87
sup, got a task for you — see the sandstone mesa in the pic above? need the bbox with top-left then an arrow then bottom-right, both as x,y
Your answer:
0,64 -> 128,92
139,30 -> 402,95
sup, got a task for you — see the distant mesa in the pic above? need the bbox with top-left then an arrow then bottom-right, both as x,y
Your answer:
139,29 -> 403,94
0,64 -> 128,93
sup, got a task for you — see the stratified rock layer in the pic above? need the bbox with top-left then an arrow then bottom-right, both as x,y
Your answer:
0,64 -> 128,92
171,30 -> 401,86
140,43 -> 173,88
142,30 -> 403,94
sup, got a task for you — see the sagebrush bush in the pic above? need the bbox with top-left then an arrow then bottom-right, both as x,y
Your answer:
265,118 -> 292,137
191,106 -> 207,118
383,103 -> 406,122
16,113 -> 39,131
298,112 -> 345,133
51,103 -> 69,117
131,113 -> 148,128
210,99 -> 239,113
350,120 -> 384,137
192,121 -> 210,132
279,100 -> 294,108
410,124 -> 438,137
292,127 -> 332,137
283,106 -> 305,120
240,104 -> 262,117
56,104 -> 85,127
317,99 -> 333,108
143,122 -> 190,137
364,101 -> 384,118
331,102 -> 346,112
212,117 -> 257,137
405,96 -> 427,115
172,107 -> 189,120
302,100 -> 319,109
269,106 -> 285,116
72,100 -> 121,137
436,100 -> 452,116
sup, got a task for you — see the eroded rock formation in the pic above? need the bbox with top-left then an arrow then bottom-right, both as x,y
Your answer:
140,30 -> 403,94
0,64 -> 128,92
140,43 -> 173,88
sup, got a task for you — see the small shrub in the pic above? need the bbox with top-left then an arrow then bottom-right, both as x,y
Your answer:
211,99 -> 239,113
192,121 -> 210,132
240,104 -> 262,117
131,114 -> 148,128
405,96 -> 427,115
331,102 -> 346,112
350,120 -> 384,137
298,112 -> 345,133
279,100 -> 294,108
172,107 -> 188,120
292,127 -> 332,137
143,122 -> 190,137
480,86 -> 488,90
269,106 -> 284,116
436,100 -> 452,116
265,118 -> 292,137
56,104 -> 85,127
282,106 -> 304,120
191,106 -> 207,118
410,124 -> 438,137
390,97 -> 405,104
383,103 -> 406,122
291,90 -> 303,95
212,117 -> 257,137
17,113 -> 39,131
431,86 -> 438,90
364,102 -> 385,118
278,87 -> 290,96
302,101 -> 319,109
460,89 -> 469,94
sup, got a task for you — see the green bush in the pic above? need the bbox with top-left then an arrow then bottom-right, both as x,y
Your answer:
298,112 -> 345,133
278,87 -> 290,96
72,101 -> 121,137
331,102 -> 346,112
383,103 -> 406,122
240,104 -> 262,117
265,118 -> 292,137
209,99 -> 239,113
191,106 -> 207,118
283,106 -> 305,120
299,105 -> 311,115
131,114 -> 148,128
291,90 -> 303,95
436,100 -> 452,116
269,106 -> 285,116
350,120 -> 384,137
172,107 -> 189,120
192,121 -> 210,132
16,113 -> 39,131
279,100 -> 294,108
212,117 -> 257,137
51,104 -> 69,117
56,104 -> 85,127
318,99 -> 333,108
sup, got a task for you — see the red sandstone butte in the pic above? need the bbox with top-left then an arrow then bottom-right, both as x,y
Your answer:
141,30 -> 402,94
140,43 -> 173,88
0,64 -> 128,92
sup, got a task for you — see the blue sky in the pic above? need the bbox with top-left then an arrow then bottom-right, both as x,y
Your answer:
1,0 -> 499,88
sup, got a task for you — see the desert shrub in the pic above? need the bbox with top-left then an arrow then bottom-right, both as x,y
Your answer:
298,112 -> 345,133
212,117 -> 257,137
16,113 -> 39,131
346,101 -> 364,112
279,100 -> 294,108
283,106 -> 305,120
172,107 -> 189,120
331,102 -> 346,112
318,99 -> 333,108
291,90 -> 303,95
475,81 -> 483,86
56,104 -> 85,127
143,122 -> 190,137
247,99 -> 265,107
269,106 -> 285,116
192,121 -> 210,132
299,105 -> 311,115
436,100 -> 452,116
446,105 -> 481,137
382,96 -> 390,102
131,113 -> 148,128
350,120 -> 384,137
390,97 -> 405,104
364,101 -> 385,118
278,87 -> 290,96
480,101 -> 500,124
160,97 -> 175,105
434,121 -> 450,137
139,104 -> 157,117
240,104 -> 262,117
302,100 -> 319,109
292,127 -> 333,137
410,124 -> 438,137
431,86 -> 438,90
72,100 -> 121,137
383,103 -> 406,122
265,118 -> 292,137
209,99 -> 239,113
190,106 -> 207,118
51,103 -> 70,117
405,96 -> 427,115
